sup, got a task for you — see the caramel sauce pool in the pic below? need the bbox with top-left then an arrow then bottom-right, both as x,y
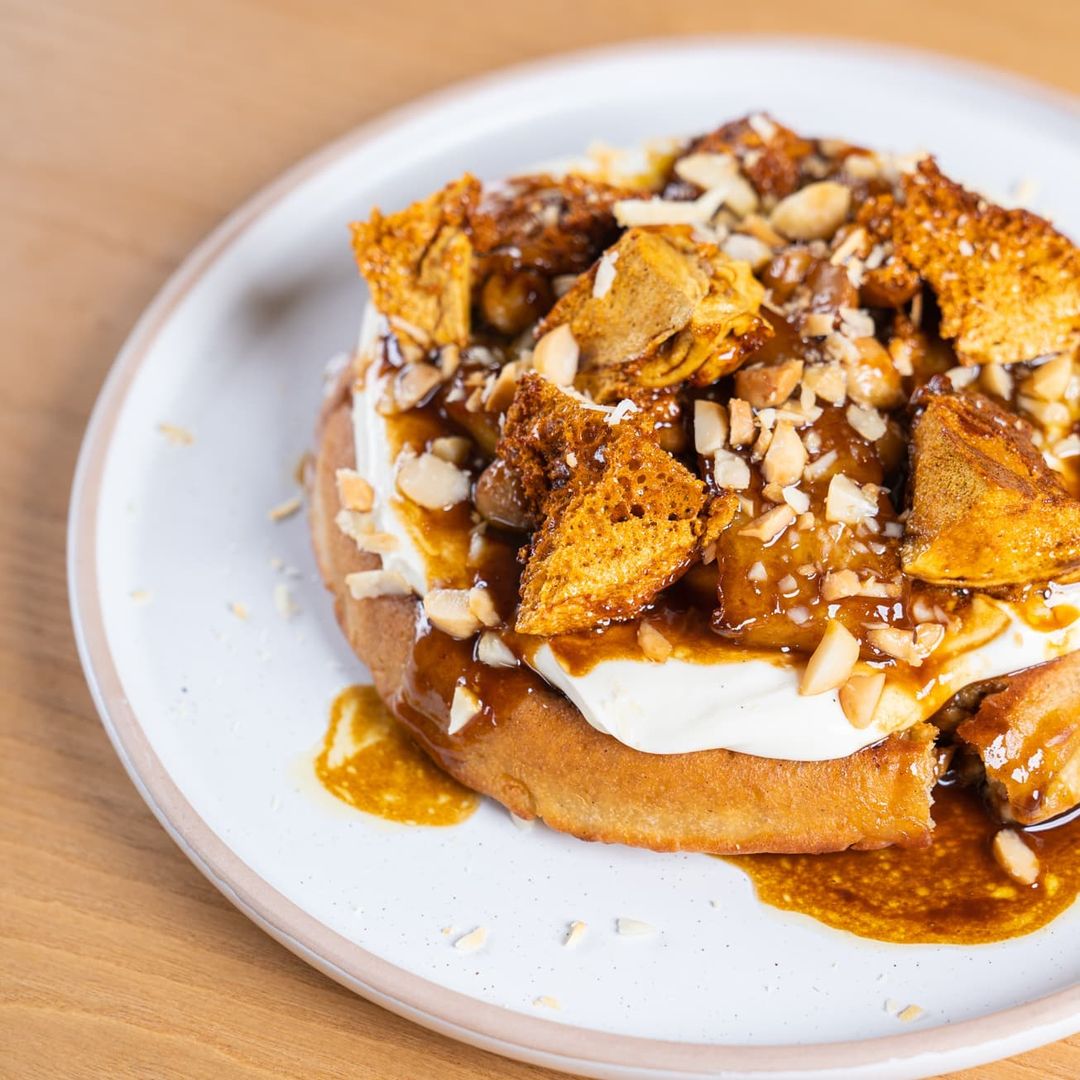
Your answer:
725,786 -> 1080,944
315,686 -> 478,825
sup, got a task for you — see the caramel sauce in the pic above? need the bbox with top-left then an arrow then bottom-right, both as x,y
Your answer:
358,334 -> 1080,944
725,785 -> 1080,944
315,685 -> 478,825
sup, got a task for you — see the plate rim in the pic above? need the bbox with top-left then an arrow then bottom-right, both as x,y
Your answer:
67,34 -> 1080,1079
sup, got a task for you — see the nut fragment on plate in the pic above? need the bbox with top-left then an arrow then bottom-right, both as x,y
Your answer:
992,829 -> 1040,886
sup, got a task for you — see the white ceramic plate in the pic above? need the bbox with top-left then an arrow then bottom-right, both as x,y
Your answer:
69,38 -> 1080,1080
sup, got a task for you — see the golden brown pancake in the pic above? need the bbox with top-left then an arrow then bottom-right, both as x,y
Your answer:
311,397 -> 939,855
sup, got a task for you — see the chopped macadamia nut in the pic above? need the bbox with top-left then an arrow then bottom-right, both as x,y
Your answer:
335,468 -> 374,512
424,588 -> 481,638
734,360 -> 804,409
825,474 -> 879,525
484,359 -> 526,412
803,363 -> 847,405
268,495 -> 303,521
1018,395 -> 1070,427
712,449 -> 751,490
821,569 -> 861,600
739,504 -> 796,542
564,920 -> 588,947
801,312 -> 835,338
728,398 -> 755,446
396,450 -> 471,510
770,181 -> 852,241
352,531 -> 400,554
453,926 -> 487,952
391,362 -> 443,412
846,404 -> 887,442
694,400 -> 728,454
448,684 -> 482,735
747,560 -> 767,582
992,829 -> 1040,886
839,672 -> 886,728
467,585 -> 501,627
532,323 -> 580,386
1025,353 -> 1072,401
782,485 -> 810,514
477,631 -> 517,668
345,570 -> 414,600
762,421 -> 807,487
722,232 -> 773,270
800,620 -> 860,695
637,620 -> 674,662
803,448 -> 839,483
866,623 -> 945,667
430,435 -> 472,465
616,917 -> 657,937
945,365 -> 979,390
980,364 -> 1014,399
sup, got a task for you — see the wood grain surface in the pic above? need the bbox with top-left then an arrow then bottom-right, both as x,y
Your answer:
2,1 -> 1078,1076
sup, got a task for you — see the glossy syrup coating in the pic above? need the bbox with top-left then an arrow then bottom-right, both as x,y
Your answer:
725,785 -> 1080,944
315,685 -> 478,826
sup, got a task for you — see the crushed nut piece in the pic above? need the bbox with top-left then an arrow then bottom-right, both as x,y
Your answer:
637,620 -> 674,662
424,589 -> 481,638
453,926 -> 488,952
564,920 -> 588,948
694,400 -> 728,454
448,684 -> 482,735
770,181 -> 852,241
734,360 -> 804,409
839,672 -> 886,728
800,620 -> 860,695
992,829 -> 1040,886
532,324 -> 580,386
762,421 -> 808,487
158,422 -> 194,445
739,504 -> 796,542
268,494 -> 304,521
396,449 -> 471,510
477,631 -> 517,668
825,474 -> 879,525
335,468 -> 374,512
616,917 -> 656,937
345,570 -> 413,600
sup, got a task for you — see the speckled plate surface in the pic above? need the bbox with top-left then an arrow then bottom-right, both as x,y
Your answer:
68,38 -> 1080,1079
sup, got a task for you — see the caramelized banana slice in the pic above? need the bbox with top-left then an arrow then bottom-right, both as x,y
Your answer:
903,389 -> 1080,588
957,652 -> 1080,825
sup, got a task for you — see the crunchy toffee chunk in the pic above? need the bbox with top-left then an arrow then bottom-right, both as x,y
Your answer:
903,387 -> 1080,588
540,227 -> 770,386
880,160 -> 1080,366
350,175 -> 479,348
957,652 -> 1080,825
516,435 -> 715,636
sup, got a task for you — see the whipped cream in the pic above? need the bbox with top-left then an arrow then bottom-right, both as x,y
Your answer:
350,304 -> 1079,761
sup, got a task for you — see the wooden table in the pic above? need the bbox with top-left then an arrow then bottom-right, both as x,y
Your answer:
2,1 -> 1077,1076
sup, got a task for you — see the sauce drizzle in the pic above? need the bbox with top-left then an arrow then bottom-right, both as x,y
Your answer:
315,685 -> 478,826
724,785 -> 1080,944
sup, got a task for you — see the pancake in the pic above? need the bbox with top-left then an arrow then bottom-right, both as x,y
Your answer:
312,396 -> 939,854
